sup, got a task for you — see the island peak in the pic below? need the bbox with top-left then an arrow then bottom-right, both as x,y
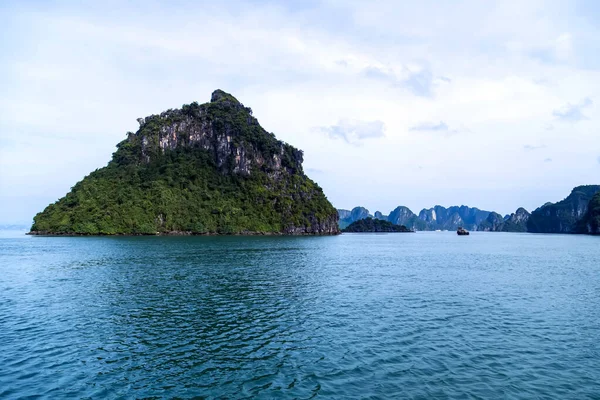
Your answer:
30,91 -> 339,236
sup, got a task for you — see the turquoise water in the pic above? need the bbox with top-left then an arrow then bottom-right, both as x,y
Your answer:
1,232 -> 600,399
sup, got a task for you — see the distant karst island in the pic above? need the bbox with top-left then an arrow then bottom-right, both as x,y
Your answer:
342,218 -> 413,233
30,90 -> 340,236
338,185 -> 600,235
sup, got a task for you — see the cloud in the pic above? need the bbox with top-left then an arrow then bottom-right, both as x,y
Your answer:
362,65 -> 438,97
409,121 -> 462,136
529,33 -> 573,65
400,68 -> 434,97
524,144 -> 547,151
410,121 -> 449,132
316,119 -> 385,145
544,158 -> 553,162
533,78 -> 552,86
362,66 -> 395,82
552,98 -> 593,122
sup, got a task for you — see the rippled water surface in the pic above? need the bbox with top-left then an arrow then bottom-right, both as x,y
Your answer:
1,232 -> 600,399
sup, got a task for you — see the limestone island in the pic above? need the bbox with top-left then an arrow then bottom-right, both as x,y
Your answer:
342,218 -> 413,233
29,90 -> 340,236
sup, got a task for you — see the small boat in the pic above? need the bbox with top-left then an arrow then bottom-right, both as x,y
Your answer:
457,227 -> 470,236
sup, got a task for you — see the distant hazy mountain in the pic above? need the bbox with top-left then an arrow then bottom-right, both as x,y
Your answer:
478,212 -> 505,232
479,208 -> 531,232
388,206 -> 427,230
373,211 -> 388,220
418,205 -> 490,231
338,205 -> 492,231
337,184 -> 600,234
502,208 -> 531,232
0,224 -> 29,231
338,207 -> 372,229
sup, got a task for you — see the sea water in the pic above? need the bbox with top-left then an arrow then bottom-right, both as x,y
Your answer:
1,232 -> 599,398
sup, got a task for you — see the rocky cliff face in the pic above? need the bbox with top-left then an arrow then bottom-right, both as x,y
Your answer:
134,89 -> 303,176
476,208 -> 530,232
418,208 -> 438,223
478,212 -> 505,231
31,90 -> 339,235
388,206 -> 425,230
581,193 -> 600,234
337,209 -> 352,221
527,185 -> 600,233
416,205 -> 490,231
374,211 -> 388,220
388,206 -> 415,225
338,207 -> 371,229
501,208 -> 530,232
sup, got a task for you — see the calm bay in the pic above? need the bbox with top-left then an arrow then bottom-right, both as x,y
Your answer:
1,232 -> 599,398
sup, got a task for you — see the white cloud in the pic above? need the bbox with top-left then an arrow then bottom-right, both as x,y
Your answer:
552,98 -> 593,121
315,119 -> 385,145
410,121 -> 449,132
524,144 -> 547,151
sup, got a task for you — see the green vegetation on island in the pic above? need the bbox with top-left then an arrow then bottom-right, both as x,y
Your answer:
528,185 -> 600,234
581,192 -> 600,234
30,90 -> 339,235
342,218 -> 412,233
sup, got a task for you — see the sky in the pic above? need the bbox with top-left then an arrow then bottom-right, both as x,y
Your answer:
1,0 -> 600,224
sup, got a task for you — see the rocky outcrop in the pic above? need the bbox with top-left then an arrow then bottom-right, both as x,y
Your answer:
338,209 -> 352,221
476,208 -> 530,232
416,205 -> 491,231
133,89 -> 303,176
388,206 -> 426,230
30,90 -> 339,236
374,211 -> 388,220
478,212 -> 505,232
283,213 -> 341,235
338,207 -> 372,229
501,208 -> 530,232
527,185 -> 600,233
580,193 -> 600,234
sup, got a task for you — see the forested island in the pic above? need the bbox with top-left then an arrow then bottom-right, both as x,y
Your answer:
343,218 -> 412,233
30,90 -> 339,236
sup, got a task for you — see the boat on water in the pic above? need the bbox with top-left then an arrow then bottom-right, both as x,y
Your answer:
457,227 -> 470,236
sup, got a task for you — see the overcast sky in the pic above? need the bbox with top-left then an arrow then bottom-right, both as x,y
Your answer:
1,0 -> 600,224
